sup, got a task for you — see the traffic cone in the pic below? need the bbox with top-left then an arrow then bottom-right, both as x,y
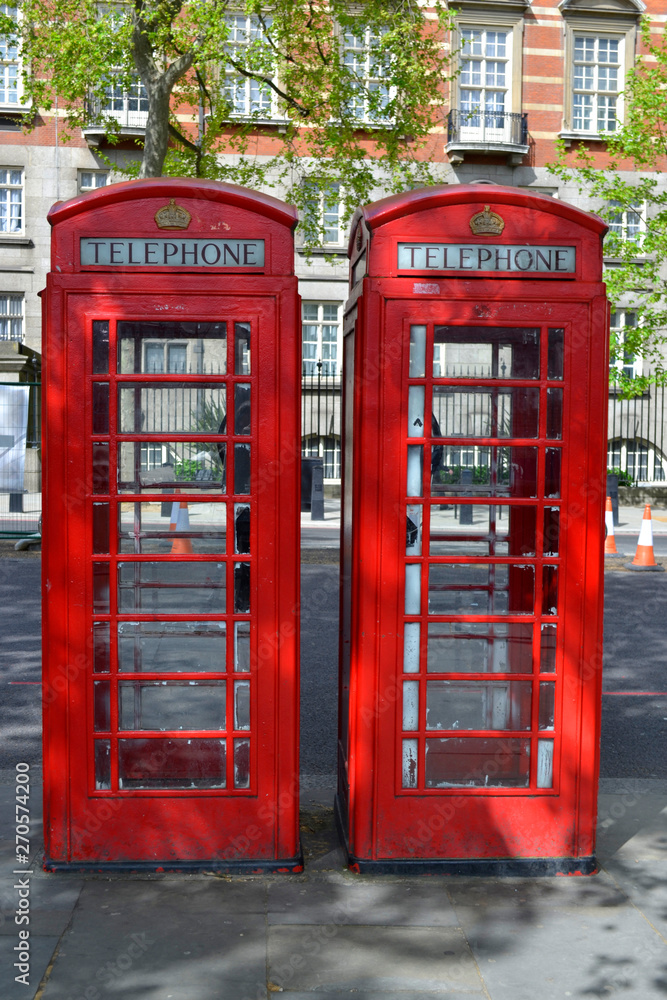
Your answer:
625,504 -> 664,572
169,500 -> 193,554
604,496 -> 622,557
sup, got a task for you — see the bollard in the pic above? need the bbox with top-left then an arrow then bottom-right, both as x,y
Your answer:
459,469 -> 473,525
606,473 -> 619,527
310,460 -> 325,521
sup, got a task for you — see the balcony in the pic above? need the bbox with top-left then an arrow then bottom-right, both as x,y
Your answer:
446,110 -> 529,166
82,94 -> 149,147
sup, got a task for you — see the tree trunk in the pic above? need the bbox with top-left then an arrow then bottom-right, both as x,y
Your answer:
139,81 -> 173,178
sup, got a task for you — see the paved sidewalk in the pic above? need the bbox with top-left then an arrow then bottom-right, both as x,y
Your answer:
0,770 -> 666,1000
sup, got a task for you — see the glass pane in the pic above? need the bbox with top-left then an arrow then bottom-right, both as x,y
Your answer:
425,737 -> 530,787
432,446 -> 538,499
542,565 -> 558,615
432,386 -> 539,438
234,503 -> 250,553
405,563 -> 421,615
543,507 -> 560,556
234,384 -> 251,435
409,325 -> 426,377
234,737 -> 250,788
93,562 -> 110,613
118,502 -> 226,554
546,388 -> 563,440
93,382 -> 109,434
426,680 -> 532,730
118,384 -> 226,434
92,320 -> 109,374
118,621 -> 226,673
407,445 -> 423,497
93,622 -> 110,673
235,322 -> 251,374
235,622 -> 250,672
540,624 -> 557,672
94,681 -> 110,731
427,622 -> 533,673
406,505 -> 422,555
428,563 -> 534,615
537,739 -> 554,788
117,321 -> 227,374
95,740 -> 111,790
433,326 -> 540,379
402,738 -> 418,788
402,680 -> 419,730
234,444 -> 251,494
429,505 -> 536,556
118,680 -> 226,730
234,680 -> 250,730
548,328 -> 564,380
545,448 -> 561,498
92,503 -> 109,554
118,441 -> 225,493
407,386 -> 425,438
118,738 -> 226,789
539,682 -> 555,729
118,561 -> 226,612
93,443 -> 110,495
234,562 -> 250,613
403,622 -> 420,673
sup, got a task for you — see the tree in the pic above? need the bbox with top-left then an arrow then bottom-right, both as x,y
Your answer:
548,17 -> 667,395
4,0 -> 453,248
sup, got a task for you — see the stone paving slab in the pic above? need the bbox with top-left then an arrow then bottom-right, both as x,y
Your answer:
448,874 -> 666,1000
0,933 -> 60,1000
268,874 -> 458,925
267,925 -> 481,993
603,858 -> 667,940
282,994 -> 485,999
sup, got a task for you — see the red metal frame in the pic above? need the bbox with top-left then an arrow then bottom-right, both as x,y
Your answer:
43,181 -> 301,869
338,186 -> 608,873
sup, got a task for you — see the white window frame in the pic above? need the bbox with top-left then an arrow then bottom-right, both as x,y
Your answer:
560,6 -> 640,140
79,170 -> 109,194
143,341 -> 189,375
458,27 -> 512,142
0,4 -> 28,110
0,166 -> 22,234
302,302 -> 343,376
101,73 -> 149,128
342,25 -> 392,125
302,434 -> 341,481
605,199 -> 645,252
0,292 -> 23,341
304,183 -> 347,248
609,309 -> 641,381
451,10 -> 524,140
607,438 -> 666,484
223,14 -> 278,120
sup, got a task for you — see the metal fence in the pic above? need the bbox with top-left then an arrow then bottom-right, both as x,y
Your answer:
0,380 -> 41,537
608,381 -> 667,484
301,367 -> 342,480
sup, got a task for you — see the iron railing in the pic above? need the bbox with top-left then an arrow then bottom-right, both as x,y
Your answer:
447,109 -> 528,147
301,365 -> 342,480
608,380 -> 667,484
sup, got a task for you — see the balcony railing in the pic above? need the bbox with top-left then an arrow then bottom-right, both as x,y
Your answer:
447,109 -> 528,147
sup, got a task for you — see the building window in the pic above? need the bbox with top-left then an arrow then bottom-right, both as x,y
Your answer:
572,35 -> 621,133
608,439 -> 665,484
302,303 -> 342,376
459,28 -> 510,139
343,26 -> 390,123
0,168 -> 22,233
224,15 -> 275,117
0,4 -> 19,106
0,293 -> 23,341
303,183 -> 346,247
79,170 -> 109,193
610,310 -> 640,381
102,75 -> 148,127
606,200 -> 644,247
144,342 -> 188,374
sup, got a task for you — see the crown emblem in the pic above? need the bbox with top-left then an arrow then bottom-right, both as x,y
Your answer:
154,199 -> 191,230
469,205 -> 505,237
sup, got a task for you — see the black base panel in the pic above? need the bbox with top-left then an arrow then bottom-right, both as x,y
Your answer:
43,849 -> 304,875
334,795 -> 597,876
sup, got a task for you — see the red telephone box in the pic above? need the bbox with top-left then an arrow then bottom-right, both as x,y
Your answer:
42,179 -> 301,871
338,185 -> 608,874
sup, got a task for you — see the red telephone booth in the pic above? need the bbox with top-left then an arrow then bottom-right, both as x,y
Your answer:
42,179 -> 301,871
338,185 -> 608,874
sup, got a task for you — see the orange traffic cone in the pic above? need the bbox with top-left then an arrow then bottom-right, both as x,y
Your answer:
604,496 -> 622,557
626,504 -> 664,572
169,500 -> 193,554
